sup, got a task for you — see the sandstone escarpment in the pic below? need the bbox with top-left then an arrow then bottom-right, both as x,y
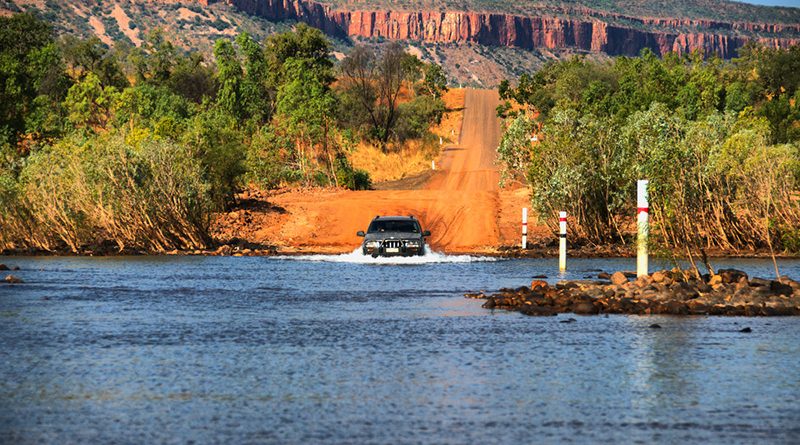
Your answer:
213,0 -> 799,58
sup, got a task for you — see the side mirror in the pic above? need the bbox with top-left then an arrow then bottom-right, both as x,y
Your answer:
422,230 -> 431,237
357,231 -> 365,237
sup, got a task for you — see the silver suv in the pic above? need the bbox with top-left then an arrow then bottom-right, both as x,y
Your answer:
357,216 -> 431,257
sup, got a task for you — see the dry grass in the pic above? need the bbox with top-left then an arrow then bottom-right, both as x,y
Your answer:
348,140 -> 435,183
348,88 -> 466,183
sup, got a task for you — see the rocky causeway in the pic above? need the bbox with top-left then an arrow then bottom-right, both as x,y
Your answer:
467,268 -> 800,316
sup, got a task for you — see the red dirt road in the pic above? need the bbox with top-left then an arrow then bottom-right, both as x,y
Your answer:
218,89 -> 532,253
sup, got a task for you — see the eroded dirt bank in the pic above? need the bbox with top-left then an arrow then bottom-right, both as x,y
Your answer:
212,89 -> 534,254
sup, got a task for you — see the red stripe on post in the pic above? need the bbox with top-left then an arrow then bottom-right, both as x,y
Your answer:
637,207 -> 649,215
559,218 -> 566,222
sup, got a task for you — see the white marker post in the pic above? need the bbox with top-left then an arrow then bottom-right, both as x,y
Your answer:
637,180 -> 649,278
439,136 -> 443,146
521,208 -> 528,249
559,211 -> 567,272
431,160 -> 436,170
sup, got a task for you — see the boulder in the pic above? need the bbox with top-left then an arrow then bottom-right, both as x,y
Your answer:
530,280 -> 549,290
610,272 -> 628,285
4,275 -> 23,284
572,302 -> 599,315
0,264 -> 8,271
769,280 -> 793,297
718,269 -> 748,284
651,271 -> 666,283
708,275 -> 723,286
598,272 -> 611,280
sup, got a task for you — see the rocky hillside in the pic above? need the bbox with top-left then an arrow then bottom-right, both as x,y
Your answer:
2,0 -> 798,86
220,0 -> 799,58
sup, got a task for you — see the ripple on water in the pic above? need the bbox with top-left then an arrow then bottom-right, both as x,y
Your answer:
0,256 -> 799,444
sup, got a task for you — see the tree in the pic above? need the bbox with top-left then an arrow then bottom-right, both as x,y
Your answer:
61,36 -> 128,89
340,43 -> 422,146
0,14 -> 69,147
64,72 -> 118,131
213,39 -> 243,120
418,63 -> 448,98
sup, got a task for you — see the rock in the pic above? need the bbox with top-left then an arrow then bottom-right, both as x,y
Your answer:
4,275 -> 23,284
0,264 -> 8,271
610,272 -> 628,285
649,323 -> 662,329
559,318 -> 577,323
598,272 -> 611,280
718,269 -> 748,285
572,302 -> 599,315
697,283 -> 712,293
770,280 -> 793,297
530,280 -> 549,290
651,271 -> 666,283
622,271 -> 638,278
555,281 -> 579,290
739,327 -> 752,333
216,245 -> 233,256
708,275 -> 723,286
532,275 -> 547,279
11,266 -> 19,271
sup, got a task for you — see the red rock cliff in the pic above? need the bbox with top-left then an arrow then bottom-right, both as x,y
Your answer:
220,0 -> 800,57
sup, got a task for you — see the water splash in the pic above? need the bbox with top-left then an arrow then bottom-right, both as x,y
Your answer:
275,249 -> 499,264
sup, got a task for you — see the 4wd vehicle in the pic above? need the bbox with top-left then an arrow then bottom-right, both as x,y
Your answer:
357,216 -> 431,257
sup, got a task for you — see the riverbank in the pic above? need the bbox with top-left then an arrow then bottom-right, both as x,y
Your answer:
467,269 -> 800,316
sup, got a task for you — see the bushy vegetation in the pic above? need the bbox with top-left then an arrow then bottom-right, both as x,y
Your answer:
498,47 -> 800,254
0,14 -> 446,253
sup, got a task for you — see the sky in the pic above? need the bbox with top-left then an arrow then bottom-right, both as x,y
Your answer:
735,0 -> 800,6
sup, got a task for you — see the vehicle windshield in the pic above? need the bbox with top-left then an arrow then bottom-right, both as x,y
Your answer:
367,220 -> 420,233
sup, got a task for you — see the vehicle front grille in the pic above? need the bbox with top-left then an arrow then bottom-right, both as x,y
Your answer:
383,240 -> 402,249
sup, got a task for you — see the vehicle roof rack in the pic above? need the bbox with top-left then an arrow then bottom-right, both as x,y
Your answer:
374,215 -> 380,219
409,215 -> 415,219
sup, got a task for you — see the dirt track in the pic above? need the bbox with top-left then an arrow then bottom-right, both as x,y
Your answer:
218,89 -> 533,253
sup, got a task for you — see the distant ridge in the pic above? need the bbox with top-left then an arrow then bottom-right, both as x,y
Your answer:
203,0 -> 800,58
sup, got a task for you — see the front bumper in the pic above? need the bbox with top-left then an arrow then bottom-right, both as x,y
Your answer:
363,241 -> 424,257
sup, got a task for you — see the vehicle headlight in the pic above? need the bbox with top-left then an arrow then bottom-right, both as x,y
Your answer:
405,240 -> 421,248
365,241 -> 380,248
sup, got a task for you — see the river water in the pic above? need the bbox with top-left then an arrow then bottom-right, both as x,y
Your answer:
1,253 -> 799,444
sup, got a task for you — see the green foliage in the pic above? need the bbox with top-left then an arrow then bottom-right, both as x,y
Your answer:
182,109 -> 245,207
0,13 -> 70,147
64,73 -> 119,130
14,133 -> 213,252
334,153 -> 372,190
499,47 -> 800,251
0,15 -> 446,251
395,96 -> 446,141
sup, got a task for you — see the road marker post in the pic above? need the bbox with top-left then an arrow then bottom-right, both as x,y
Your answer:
522,208 -> 528,249
432,160 -> 436,170
637,180 -> 649,278
559,211 -> 567,272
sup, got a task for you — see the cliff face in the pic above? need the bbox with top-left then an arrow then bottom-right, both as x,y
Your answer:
223,0 -> 800,58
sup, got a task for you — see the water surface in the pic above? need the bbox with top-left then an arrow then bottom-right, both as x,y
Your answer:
1,254 -> 799,444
